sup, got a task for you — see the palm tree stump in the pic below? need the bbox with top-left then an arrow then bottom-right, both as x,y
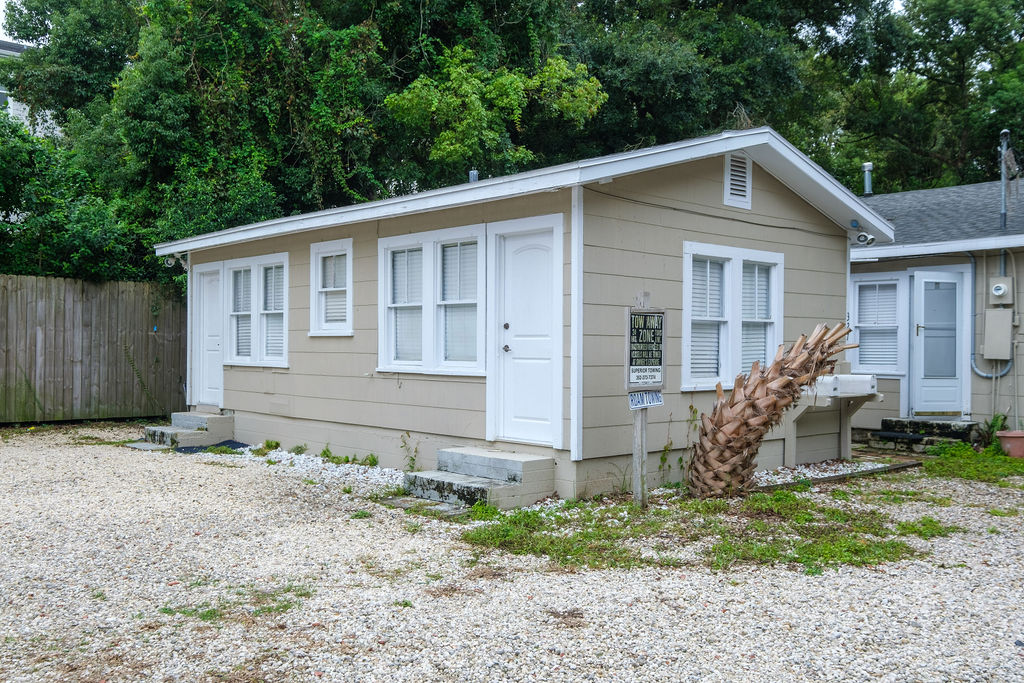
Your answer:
686,322 -> 856,498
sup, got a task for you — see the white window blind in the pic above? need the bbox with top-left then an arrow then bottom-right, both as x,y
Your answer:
691,258 -> 724,377
262,264 -> 285,358
231,268 -> 252,357
322,253 -> 348,323
683,242 -> 783,389
741,262 -> 772,370
440,241 -> 477,362
857,282 -> 898,366
391,248 -> 423,361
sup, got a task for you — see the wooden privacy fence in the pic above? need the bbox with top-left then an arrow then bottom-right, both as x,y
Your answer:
0,275 -> 187,423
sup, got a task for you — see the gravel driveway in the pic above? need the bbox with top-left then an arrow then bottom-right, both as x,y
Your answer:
1,423 -> 1023,682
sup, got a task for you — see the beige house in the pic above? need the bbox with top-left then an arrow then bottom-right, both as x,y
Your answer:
155,127 -> 893,499
851,181 -> 1023,433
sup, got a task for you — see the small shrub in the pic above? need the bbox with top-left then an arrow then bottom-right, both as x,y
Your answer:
265,440 -> 281,450
362,453 -> 379,467
289,444 -> 308,454
342,485 -> 353,494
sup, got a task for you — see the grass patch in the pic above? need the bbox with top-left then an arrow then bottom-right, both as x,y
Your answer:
158,603 -> 224,622
201,460 -> 244,468
988,507 -> 1018,517
351,510 -> 371,519
895,516 -> 964,539
289,444 -> 308,454
924,441 -> 1024,482
463,486 -> 959,574
301,478 -> 318,486
205,445 -> 242,455
468,501 -> 502,521
73,434 -> 136,446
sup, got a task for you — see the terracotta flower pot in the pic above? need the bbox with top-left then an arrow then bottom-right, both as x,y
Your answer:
996,430 -> 1024,458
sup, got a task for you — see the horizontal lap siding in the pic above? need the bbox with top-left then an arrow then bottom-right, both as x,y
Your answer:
580,157 -> 849,459
194,192 -> 572,450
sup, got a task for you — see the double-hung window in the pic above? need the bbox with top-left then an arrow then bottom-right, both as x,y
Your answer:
309,238 -> 354,336
225,252 -> 289,366
850,273 -> 907,375
378,225 -> 485,374
683,242 -> 783,390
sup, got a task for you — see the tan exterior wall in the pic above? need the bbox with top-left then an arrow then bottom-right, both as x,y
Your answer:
578,157 -> 850,470
191,191 -> 573,472
851,248 -> 1024,429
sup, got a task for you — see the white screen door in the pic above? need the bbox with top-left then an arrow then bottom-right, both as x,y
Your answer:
194,267 -> 224,406
910,271 -> 962,417
493,229 -> 555,444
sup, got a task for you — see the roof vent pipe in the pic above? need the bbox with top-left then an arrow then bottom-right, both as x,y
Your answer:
862,162 -> 873,196
1001,129 -> 1010,230
469,169 -> 479,183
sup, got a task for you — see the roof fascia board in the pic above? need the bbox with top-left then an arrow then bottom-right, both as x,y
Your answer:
156,126 -> 893,256
852,233 -> 1024,260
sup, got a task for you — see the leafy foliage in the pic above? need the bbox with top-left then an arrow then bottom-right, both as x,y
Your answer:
1,0 -> 1021,281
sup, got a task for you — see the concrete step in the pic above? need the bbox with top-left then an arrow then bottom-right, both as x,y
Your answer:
145,425 -> 225,448
881,418 -> 978,442
867,434 -> 962,454
437,446 -> 554,484
405,470 -> 517,508
170,411 -> 233,436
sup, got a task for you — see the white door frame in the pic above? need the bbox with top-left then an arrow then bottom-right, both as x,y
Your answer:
190,261 -> 225,407
908,264 -> 972,419
485,214 -> 565,448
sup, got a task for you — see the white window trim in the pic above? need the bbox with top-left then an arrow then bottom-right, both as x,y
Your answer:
377,224 -> 486,375
848,271 -> 909,377
682,241 -> 783,391
723,152 -> 752,210
309,238 -> 354,336
224,252 -> 289,368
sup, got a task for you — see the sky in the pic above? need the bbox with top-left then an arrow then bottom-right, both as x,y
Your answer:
0,4 -> 10,42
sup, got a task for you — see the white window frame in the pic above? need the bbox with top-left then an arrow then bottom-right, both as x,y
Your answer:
224,252 -> 289,367
682,242 -> 783,391
849,271 -> 909,377
723,152 -> 752,210
377,224 -> 486,375
309,238 -> 354,336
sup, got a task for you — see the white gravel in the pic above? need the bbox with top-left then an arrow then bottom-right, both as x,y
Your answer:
751,459 -> 891,487
1,424 -> 1023,681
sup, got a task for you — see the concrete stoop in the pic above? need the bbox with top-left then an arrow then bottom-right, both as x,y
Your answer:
404,446 -> 555,509
143,411 -> 234,449
866,418 -> 978,454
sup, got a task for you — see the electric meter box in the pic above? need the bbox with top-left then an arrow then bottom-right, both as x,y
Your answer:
988,276 -> 1014,306
982,308 -> 1013,360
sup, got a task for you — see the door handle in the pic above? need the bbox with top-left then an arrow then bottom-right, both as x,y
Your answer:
503,345 -> 511,352
916,323 -> 926,336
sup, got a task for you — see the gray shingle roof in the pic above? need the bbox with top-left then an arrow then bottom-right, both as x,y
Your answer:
860,181 -> 1024,246
0,39 -> 27,55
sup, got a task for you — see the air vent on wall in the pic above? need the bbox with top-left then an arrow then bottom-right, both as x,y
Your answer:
724,153 -> 752,210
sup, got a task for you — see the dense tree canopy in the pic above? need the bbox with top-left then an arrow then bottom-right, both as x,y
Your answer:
1,0 -> 1021,282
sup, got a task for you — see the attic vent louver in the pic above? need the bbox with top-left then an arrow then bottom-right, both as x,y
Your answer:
724,153 -> 752,210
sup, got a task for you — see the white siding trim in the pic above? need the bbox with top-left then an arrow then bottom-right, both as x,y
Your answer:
570,187 -> 584,461
853,233 -> 1024,260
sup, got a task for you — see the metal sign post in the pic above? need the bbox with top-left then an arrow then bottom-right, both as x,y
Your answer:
625,293 -> 664,508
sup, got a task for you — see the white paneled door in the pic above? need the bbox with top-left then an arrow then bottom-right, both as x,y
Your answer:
910,270 -> 962,417
492,226 -> 556,444
194,266 -> 224,407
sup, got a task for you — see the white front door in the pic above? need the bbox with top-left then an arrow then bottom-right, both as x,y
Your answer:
490,225 -> 558,444
910,270 -> 962,417
194,266 -> 224,406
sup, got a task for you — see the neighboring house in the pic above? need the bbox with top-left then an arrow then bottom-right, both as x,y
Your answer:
155,127 -> 893,498
0,38 -> 31,127
850,181 -> 1023,431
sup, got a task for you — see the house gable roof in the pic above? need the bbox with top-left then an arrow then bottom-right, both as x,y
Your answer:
156,126 -> 894,257
854,181 -> 1024,259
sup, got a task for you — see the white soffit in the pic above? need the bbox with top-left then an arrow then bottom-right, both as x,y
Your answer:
155,127 -> 894,257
